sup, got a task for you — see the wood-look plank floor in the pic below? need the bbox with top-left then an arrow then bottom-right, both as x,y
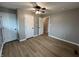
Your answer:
2,34 -> 79,57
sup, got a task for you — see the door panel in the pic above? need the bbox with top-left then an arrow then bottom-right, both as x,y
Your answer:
2,13 -> 17,43
8,13 -> 17,41
39,17 -> 43,35
25,15 -> 34,39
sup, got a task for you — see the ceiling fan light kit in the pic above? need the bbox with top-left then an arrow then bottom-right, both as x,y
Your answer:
33,5 -> 46,14
35,10 -> 41,14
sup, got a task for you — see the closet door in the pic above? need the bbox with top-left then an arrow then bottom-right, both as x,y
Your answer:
25,15 -> 34,39
2,13 -> 17,43
8,13 -> 17,41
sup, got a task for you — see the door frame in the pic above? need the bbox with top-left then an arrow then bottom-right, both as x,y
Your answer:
48,16 -> 50,36
37,16 -> 50,36
39,16 -> 50,35
0,16 -> 3,43
46,16 -> 50,35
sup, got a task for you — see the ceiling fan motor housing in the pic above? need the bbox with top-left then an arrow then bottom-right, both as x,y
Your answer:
34,5 -> 46,14
42,8 -> 46,10
34,6 -> 41,9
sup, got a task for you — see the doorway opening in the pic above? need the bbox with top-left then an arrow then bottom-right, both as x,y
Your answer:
43,16 -> 49,35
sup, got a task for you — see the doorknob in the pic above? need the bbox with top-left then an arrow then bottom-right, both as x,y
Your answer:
32,28 -> 34,29
14,28 -> 16,30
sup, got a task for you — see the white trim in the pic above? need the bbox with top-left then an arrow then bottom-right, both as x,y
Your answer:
0,44 -> 3,56
39,33 -> 43,36
33,35 -> 38,37
19,38 -> 26,42
48,35 -> 79,47
48,16 -> 50,34
0,42 -> 5,57
19,35 -> 38,42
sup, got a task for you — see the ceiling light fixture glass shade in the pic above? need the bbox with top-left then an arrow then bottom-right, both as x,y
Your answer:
35,11 -> 41,14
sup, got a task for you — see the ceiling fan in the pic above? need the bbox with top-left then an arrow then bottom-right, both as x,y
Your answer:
31,2 -> 47,14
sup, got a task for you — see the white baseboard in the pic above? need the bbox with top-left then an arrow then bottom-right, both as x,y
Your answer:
48,35 -> 79,47
33,34 -> 43,37
0,42 -> 5,57
19,38 -> 26,42
20,35 -> 38,42
33,35 -> 38,37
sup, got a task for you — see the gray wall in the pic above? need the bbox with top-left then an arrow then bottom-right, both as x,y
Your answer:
17,9 -> 26,40
49,8 -> 79,44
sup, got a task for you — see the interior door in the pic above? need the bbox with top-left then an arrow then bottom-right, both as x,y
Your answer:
8,13 -> 17,41
25,15 -> 34,39
2,13 -> 17,43
39,17 -> 43,35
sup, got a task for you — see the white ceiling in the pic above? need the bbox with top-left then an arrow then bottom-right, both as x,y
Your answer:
0,2 -> 79,15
